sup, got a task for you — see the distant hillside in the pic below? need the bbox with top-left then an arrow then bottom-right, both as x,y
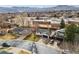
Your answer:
0,5 -> 79,13
52,5 -> 79,11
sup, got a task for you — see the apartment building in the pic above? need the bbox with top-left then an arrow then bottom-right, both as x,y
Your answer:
31,18 -> 61,29
67,18 -> 79,24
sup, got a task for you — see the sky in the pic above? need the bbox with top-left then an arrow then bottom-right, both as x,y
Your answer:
0,5 -> 56,8
0,0 -> 79,7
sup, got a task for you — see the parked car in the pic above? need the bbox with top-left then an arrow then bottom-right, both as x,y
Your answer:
51,29 -> 65,41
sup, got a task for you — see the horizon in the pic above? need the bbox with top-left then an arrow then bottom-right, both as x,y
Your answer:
0,5 -> 79,8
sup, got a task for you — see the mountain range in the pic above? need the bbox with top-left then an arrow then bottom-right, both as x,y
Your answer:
0,5 -> 79,13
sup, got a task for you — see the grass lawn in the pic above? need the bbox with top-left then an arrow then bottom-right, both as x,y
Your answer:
24,33 -> 40,42
0,47 -> 32,54
0,33 -> 17,40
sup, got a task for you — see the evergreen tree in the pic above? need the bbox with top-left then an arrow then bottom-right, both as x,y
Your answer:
65,24 -> 77,43
76,25 -> 79,34
60,19 -> 65,29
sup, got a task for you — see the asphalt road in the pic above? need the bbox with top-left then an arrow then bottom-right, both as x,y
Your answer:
35,43 -> 61,54
0,40 -> 61,54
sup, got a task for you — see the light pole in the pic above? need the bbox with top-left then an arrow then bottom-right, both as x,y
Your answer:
48,22 -> 51,40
